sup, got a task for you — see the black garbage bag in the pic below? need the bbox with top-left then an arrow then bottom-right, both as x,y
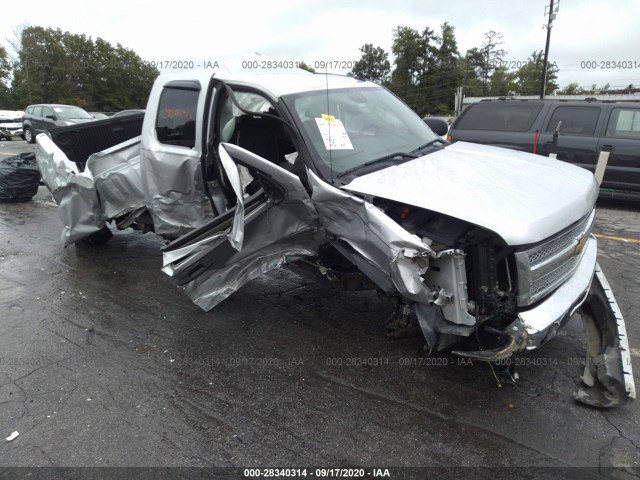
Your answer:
0,152 -> 41,202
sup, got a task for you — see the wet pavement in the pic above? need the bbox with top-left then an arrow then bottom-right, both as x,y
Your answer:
1,141 -> 639,476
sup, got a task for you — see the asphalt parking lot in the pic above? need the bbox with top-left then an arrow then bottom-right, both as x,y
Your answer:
1,140 -> 639,478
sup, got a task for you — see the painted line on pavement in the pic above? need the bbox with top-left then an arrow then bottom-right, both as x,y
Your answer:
594,233 -> 640,244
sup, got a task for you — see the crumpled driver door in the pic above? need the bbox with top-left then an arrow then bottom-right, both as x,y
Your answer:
161,143 -> 321,311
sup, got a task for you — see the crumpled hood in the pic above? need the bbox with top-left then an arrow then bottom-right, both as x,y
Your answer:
343,141 -> 599,246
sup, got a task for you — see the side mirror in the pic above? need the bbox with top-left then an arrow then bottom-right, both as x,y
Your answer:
46,114 -> 57,120
423,118 -> 449,137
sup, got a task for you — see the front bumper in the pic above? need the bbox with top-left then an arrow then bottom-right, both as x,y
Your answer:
456,235 -> 635,407
0,128 -> 23,138
519,235 -> 598,349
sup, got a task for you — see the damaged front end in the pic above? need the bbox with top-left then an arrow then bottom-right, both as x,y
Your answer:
575,266 -> 635,407
163,143 -> 635,408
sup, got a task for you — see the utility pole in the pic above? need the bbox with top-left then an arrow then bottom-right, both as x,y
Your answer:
540,0 -> 559,99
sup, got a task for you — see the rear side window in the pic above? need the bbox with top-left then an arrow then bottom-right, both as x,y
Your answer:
455,103 -> 543,131
32,106 -> 42,117
545,106 -> 600,135
156,87 -> 199,148
605,108 -> 640,137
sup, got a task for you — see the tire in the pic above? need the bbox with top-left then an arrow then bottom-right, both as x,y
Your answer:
24,127 -> 35,144
76,225 -> 114,246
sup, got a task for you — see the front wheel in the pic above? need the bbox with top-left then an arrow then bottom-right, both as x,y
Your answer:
24,127 -> 35,144
76,225 -> 114,246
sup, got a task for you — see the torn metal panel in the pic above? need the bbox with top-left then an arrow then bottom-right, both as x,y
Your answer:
160,145 -> 246,268
36,134 -> 85,202
56,180 -> 106,245
308,169 -> 480,343
330,240 -> 396,293
139,144 -> 214,238
87,137 -> 145,219
218,145 -> 245,251
36,134 -> 105,245
574,263 -> 636,407
162,144 -> 322,311
184,237 -> 320,311
308,170 -> 436,306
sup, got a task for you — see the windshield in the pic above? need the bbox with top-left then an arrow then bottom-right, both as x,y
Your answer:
283,86 -> 438,179
52,106 -> 93,120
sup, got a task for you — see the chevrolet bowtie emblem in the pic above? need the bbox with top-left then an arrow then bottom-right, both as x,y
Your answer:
575,236 -> 588,255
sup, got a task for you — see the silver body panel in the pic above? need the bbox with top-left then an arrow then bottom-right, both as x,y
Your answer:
36,134 -> 105,244
36,134 -> 147,245
343,141 -> 599,246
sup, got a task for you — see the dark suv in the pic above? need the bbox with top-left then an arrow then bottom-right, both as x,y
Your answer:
22,104 -> 95,143
448,99 -> 640,200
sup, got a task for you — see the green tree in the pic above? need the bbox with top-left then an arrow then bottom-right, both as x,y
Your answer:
298,61 -> 315,73
351,43 -> 390,84
479,31 -> 506,94
488,67 -> 516,96
389,24 -> 462,115
0,45 -> 11,106
426,22 -> 462,112
514,50 -> 558,96
389,26 -> 434,113
556,82 -> 583,95
460,47 -> 485,97
11,26 -> 158,110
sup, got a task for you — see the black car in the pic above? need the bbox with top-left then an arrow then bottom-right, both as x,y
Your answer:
22,104 -> 95,143
448,99 -> 640,200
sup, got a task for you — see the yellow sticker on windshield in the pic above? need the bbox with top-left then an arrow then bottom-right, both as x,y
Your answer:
321,114 -> 336,123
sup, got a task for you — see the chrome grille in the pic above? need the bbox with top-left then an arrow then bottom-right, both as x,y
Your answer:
528,226 -> 584,266
530,254 -> 581,298
515,209 -> 595,306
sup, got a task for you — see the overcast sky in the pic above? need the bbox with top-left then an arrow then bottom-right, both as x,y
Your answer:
2,0 -> 639,90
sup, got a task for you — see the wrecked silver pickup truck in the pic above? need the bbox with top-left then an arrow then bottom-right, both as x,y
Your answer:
36,69 -> 635,407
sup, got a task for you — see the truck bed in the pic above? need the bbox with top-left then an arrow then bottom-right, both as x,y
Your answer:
47,113 -> 144,170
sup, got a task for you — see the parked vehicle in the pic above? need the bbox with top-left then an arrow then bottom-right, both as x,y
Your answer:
447,99 -> 640,200
0,110 -> 25,140
35,70 -> 635,407
22,104 -> 95,143
89,112 -> 110,120
111,109 -> 145,118
422,117 -> 449,137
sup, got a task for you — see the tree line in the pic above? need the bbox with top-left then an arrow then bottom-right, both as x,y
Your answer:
0,23 -> 581,116
350,24 -> 560,116
0,26 -> 158,111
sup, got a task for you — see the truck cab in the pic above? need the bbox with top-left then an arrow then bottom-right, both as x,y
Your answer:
35,69 -> 635,407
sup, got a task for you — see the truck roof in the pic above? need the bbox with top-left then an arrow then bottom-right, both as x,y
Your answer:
476,98 -> 640,106
155,68 -> 375,98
